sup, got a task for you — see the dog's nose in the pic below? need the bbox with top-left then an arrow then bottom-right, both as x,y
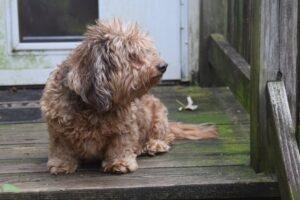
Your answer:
156,63 -> 168,73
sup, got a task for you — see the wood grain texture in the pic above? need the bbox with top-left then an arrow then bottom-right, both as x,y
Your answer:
250,0 -> 279,172
267,81 -> 300,200
278,0 -> 298,126
0,123 -> 250,146
249,0 -> 298,172
0,142 -> 250,170
208,33 -> 250,111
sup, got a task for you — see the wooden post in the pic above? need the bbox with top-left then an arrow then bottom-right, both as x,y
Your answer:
250,0 -> 298,172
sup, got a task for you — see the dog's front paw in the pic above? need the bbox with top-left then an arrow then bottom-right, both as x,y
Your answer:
47,158 -> 78,175
102,159 -> 138,174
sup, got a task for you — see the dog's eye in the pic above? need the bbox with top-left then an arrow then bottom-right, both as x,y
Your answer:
129,53 -> 145,67
129,53 -> 139,61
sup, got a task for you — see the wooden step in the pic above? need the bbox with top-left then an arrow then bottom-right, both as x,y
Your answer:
0,165 -> 279,199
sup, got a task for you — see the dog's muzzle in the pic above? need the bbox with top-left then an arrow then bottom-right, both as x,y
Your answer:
156,62 -> 168,73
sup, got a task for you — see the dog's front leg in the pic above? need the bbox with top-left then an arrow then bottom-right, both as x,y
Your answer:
47,134 -> 78,175
102,133 -> 138,174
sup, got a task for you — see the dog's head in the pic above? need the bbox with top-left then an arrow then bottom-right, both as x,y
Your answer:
65,19 -> 167,112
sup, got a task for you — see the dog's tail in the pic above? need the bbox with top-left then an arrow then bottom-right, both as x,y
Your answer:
165,122 -> 218,142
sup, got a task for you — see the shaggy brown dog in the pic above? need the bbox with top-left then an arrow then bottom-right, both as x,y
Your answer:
41,19 -> 217,174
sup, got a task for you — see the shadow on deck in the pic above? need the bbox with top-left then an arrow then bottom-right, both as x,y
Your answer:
0,86 -> 279,199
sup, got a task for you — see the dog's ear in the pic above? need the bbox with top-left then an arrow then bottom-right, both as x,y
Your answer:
65,45 -> 112,112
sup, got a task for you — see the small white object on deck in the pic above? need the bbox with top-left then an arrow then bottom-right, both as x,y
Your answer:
177,96 -> 198,111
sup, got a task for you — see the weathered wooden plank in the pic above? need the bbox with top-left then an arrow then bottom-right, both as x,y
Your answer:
0,88 -> 42,102
211,88 -> 250,125
0,166 -> 279,200
0,152 -> 250,174
0,123 -> 48,145
0,108 -> 42,124
0,141 -> 249,161
249,0 -> 298,172
0,123 -> 250,145
0,138 -> 250,159
0,141 -> 249,173
208,33 -> 250,111
267,81 -> 300,200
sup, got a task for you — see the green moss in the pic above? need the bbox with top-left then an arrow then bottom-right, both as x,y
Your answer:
175,86 -> 213,98
211,33 -> 226,42
140,153 -> 249,167
235,80 -> 250,112
169,111 -> 232,124
152,86 -> 249,125
171,141 -> 249,155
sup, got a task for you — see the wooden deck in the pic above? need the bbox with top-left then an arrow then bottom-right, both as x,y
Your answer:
0,86 -> 279,199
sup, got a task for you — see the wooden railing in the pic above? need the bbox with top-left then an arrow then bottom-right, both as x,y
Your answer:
208,34 -> 250,112
267,81 -> 300,200
208,34 -> 300,200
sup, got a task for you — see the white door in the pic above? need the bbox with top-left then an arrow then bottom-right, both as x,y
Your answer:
1,0 -> 184,85
99,0 -> 182,80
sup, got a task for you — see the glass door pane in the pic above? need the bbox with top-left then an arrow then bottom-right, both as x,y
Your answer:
18,0 -> 98,42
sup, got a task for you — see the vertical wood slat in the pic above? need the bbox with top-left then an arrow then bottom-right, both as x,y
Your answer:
227,0 -> 244,55
226,0 -> 252,63
186,0 -> 200,82
242,0 -> 252,63
250,0 -> 298,172
267,81 -> 300,200
278,0 -> 298,126
198,0 -> 228,86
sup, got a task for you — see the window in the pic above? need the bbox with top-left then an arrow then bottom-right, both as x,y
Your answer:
10,0 -> 99,50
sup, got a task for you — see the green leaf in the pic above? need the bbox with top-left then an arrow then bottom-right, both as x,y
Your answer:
0,184 -> 21,193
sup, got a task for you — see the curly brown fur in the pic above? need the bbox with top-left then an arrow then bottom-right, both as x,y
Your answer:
41,19 -> 218,175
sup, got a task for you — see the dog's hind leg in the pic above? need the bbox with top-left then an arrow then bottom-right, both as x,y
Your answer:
143,96 -> 171,155
144,139 -> 170,155
102,133 -> 138,174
